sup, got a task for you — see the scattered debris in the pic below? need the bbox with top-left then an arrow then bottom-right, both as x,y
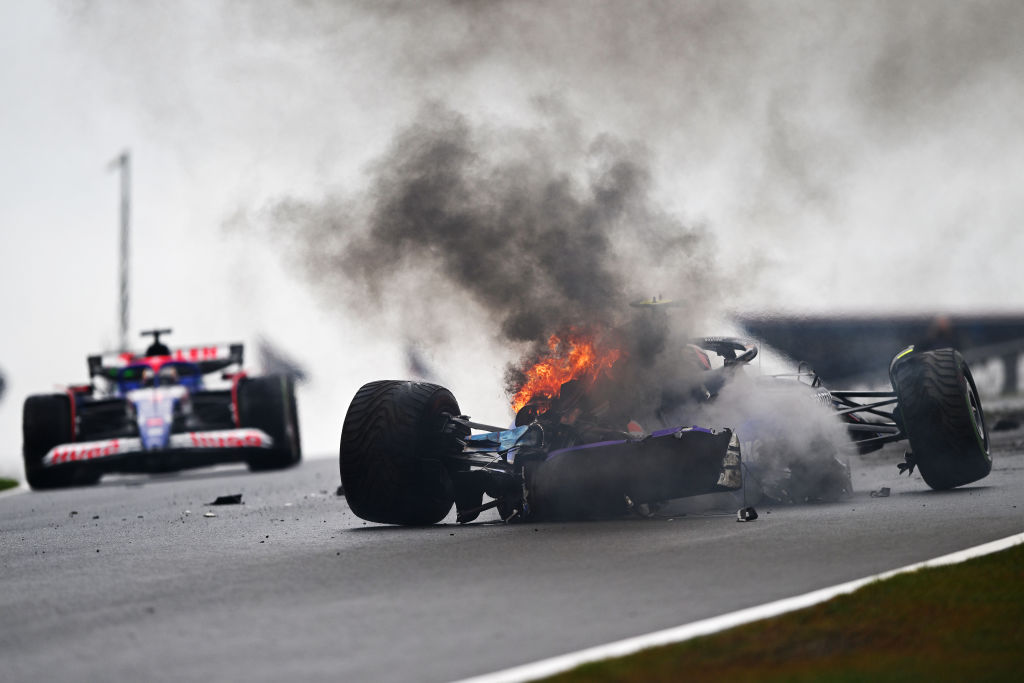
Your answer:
624,495 -> 655,518
737,507 -> 758,522
92,515 -> 99,520
208,494 -> 243,506
68,511 -> 78,518
870,487 -> 891,498
336,485 -> 345,496
203,511 -> 217,518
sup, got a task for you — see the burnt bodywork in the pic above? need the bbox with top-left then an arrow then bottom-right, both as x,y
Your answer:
449,422 -> 741,523
444,338 -> 839,523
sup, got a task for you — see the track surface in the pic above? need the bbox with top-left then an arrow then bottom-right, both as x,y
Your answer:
3,431 -> 1023,682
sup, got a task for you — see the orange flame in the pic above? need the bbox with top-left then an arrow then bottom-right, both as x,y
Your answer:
511,331 -> 622,414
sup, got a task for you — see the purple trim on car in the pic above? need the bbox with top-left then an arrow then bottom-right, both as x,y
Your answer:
650,425 -> 712,438
544,426 -> 714,460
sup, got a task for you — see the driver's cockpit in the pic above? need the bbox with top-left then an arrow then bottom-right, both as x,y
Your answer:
118,362 -> 200,393
140,367 -> 180,387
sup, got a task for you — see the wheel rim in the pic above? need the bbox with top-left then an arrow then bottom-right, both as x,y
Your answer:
964,369 -> 989,453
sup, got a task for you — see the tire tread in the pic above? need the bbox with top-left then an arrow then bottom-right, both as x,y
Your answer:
892,348 -> 990,489
340,380 -> 459,525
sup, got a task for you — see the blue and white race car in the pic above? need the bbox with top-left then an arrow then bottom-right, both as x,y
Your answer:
22,329 -> 301,489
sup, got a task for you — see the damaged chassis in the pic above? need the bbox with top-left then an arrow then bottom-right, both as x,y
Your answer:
338,338 -> 991,525
449,422 -> 742,523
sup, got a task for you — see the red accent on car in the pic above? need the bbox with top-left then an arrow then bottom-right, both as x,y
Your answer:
172,346 -> 222,361
50,439 -> 121,464
188,431 -> 264,449
64,388 -> 77,442
231,372 -> 248,427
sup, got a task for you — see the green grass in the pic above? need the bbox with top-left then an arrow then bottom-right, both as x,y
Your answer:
544,543 -> 1024,682
0,477 -> 18,492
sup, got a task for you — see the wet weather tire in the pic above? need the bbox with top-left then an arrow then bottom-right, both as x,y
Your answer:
339,380 -> 461,525
891,348 -> 991,489
22,394 -> 95,489
239,376 -> 302,471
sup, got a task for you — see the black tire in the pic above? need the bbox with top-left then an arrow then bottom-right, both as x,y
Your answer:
891,348 -> 991,489
239,375 -> 302,471
339,380 -> 461,525
22,394 -> 98,489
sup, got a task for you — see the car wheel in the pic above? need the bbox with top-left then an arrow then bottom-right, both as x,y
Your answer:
22,394 -> 94,489
339,380 -> 461,525
890,348 -> 991,489
239,375 -> 302,471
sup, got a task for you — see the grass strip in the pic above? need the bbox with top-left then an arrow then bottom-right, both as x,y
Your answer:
544,542 -> 1024,682
0,477 -> 19,492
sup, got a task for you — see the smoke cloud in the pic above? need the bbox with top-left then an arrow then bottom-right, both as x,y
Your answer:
67,0 -> 1024,316
251,102 -> 723,401
61,0 -> 1024,432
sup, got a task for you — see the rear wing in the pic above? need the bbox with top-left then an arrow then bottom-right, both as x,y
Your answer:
88,344 -> 245,379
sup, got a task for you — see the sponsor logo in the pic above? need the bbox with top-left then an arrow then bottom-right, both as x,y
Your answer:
177,429 -> 271,450
172,346 -> 223,362
45,438 -> 142,466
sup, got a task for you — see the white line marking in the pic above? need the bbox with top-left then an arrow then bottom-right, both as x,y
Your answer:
455,531 -> 1024,683
0,483 -> 28,499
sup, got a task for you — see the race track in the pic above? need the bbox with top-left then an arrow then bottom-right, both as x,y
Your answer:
2,430 -> 1022,682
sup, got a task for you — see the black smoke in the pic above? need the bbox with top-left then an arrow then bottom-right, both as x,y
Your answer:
257,103 -> 721,400
67,1 -> 1024,316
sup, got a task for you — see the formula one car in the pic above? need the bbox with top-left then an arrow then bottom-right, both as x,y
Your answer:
338,335 -> 990,525
22,330 -> 301,489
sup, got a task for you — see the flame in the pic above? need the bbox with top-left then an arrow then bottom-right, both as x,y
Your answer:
511,331 -> 622,414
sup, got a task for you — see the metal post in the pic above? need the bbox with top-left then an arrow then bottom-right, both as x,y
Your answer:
109,151 -> 131,352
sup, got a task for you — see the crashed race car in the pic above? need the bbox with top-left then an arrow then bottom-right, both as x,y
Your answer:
339,332 -> 990,525
22,329 -> 301,489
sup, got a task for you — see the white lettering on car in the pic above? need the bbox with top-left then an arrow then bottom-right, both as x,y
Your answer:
172,429 -> 273,450
43,438 -> 143,466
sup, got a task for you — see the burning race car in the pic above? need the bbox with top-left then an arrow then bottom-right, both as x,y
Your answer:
339,324 -> 990,525
22,329 -> 301,489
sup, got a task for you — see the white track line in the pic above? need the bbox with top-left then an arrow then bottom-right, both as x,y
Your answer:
455,531 -> 1024,683
0,483 -> 28,499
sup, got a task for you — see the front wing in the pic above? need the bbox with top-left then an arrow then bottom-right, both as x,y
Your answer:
42,428 -> 274,473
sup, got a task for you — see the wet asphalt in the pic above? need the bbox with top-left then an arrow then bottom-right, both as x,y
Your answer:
2,430 -> 1023,683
